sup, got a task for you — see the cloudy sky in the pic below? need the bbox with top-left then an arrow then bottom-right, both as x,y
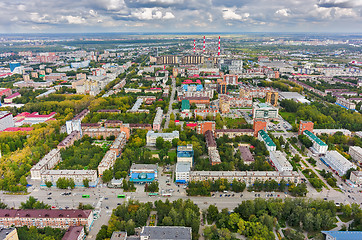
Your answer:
0,0 -> 361,33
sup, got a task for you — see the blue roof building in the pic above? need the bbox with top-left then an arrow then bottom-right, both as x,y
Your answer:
322,231 -> 362,240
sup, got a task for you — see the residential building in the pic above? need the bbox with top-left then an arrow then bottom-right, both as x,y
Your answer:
153,107 -> 163,131
298,121 -> 314,135
146,131 -> 179,146
214,129 -> 253,138
253,120 -> 267,137
322,151 -> 355,176
0,227 -> 18,240
140,226 -> 192,240
265,92 -> 278,106
0,209 -> 93,231
129,164 -> 158,183
269,151 -> 293,172
350,171 -> 362,185
252,103 -> 279,120
348,146 -> 362,165
30,149 -> 61,180
175,162 -> 191,184
0,112 -> 14,131
303,130 -> 328,154
238,146 -> 254,165
321,231 -> 362,240
196,121 -> 215,135
62,226 -> 85,240
189,171 -> 301,185
41,170 -> 98,187
258,130 -> 276,152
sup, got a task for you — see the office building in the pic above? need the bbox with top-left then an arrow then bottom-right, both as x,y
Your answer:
0,112 -> 14,131
140,226 -> 192,240
258,130 -> 276,152
177,145 -> 194,166
265,92 -> 278,106
349,146 -> 362,165
322,151 -> 355,176
129,164 -> 158,183
298,121 -> 314,135
175,162 -> 191,184
0,209 -> 93,231
146,131 -> 179,146
252,103 -> 279,120
0,227 -> 18,240
269,151 -> 293,172
303,130 -> 328,154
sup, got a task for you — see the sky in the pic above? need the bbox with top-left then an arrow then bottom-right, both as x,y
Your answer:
0,0 -> 362,33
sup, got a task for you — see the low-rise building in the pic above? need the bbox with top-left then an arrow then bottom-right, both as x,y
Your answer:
41,170 -> 98,187
0,209 -> 93,231
321,151 -> 355,176
238,146 -> 254,165
350,171 -> 362,185
303,130 -> 328,154
349,146 -> 362,165
62,226 -> 85,240
269,151 -> 293,172
175,162 -> 191,184
214,129 -> 253,138
258,130 -> 276,152
129,164 -> 158,183
30,149 -> 61,180
140,226 -> 192,240
189,171 -> 301,185
146,131 -> 179,146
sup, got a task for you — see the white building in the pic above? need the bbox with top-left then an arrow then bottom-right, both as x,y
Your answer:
323,151 -> 355,176
349,146 -> 362,165
0,111 -> 14,131
175,162 -> 191,184
252,103 -> 279,120
41,170 -> 98,187
30,149 -> 61,180
303,130 -> 328,154
153,107 -> 163,131
146,131 -> 179,146
269,151 -> 293,172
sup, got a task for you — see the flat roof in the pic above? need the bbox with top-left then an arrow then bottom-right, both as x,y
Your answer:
304,130 -> 327,146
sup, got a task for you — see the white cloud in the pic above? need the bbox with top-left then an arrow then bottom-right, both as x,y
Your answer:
275,9 -> 289,17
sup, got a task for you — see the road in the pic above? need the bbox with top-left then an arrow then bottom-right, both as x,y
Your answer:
164,77 -> 176,130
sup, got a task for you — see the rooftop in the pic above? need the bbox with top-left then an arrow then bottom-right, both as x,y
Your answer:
304,130 -> 327,146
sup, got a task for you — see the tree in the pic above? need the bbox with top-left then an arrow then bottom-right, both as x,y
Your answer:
45,181 -> 52,188
102,169 -> 113,183
83,178 -> 89,188
156,137 -> 164,150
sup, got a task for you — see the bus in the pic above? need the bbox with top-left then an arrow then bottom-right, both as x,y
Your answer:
82,194 -> 90,198
117,194 -> 126,198
148,193 -> 158,196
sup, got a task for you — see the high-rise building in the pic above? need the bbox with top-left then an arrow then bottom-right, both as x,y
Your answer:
265,92 -> 279,106
298,121 -> 314,135
217,79 -> 227,94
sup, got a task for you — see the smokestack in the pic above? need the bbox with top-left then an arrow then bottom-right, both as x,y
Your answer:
203,36 -> 206,53
218,36 -> 221,56
193,39 -> 196,53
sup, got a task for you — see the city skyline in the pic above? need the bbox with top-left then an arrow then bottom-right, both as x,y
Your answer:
0,0 -> 362,33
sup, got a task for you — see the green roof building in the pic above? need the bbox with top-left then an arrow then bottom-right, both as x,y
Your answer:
181,99 -> 190,112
